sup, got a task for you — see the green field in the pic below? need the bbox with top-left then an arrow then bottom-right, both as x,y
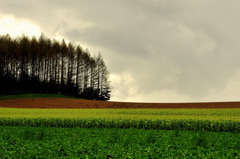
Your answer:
1,126 -> 240,158
1,108 -> 240,132
1,98 -> 240,158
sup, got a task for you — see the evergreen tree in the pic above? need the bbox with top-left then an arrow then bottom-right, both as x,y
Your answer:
0,34 -> 111,100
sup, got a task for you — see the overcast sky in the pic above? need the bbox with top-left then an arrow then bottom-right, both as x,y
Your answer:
1,0 -> 240,102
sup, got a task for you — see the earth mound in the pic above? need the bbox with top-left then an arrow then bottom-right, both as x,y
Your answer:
1,98 -> 240,109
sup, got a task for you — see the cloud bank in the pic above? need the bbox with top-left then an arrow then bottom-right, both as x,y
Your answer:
1,0 -> 240,102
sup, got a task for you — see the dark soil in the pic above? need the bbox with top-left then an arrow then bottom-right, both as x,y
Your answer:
0,98 -> 240,109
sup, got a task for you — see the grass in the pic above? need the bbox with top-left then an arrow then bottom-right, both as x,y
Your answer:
1,126 -> 240,158
0,94 -> 78,100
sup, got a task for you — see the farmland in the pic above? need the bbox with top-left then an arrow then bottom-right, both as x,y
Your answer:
1,108 -> 240,132
1,96 -> 240,157
1,126 -> 240,158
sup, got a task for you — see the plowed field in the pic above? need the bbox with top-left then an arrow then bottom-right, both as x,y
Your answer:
0,98 -> 240,109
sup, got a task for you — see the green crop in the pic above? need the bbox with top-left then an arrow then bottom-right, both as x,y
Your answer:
1,108 -> 240,120
1,108 -> 240,132
1,108 -> 240,158
1,126 -> 240,158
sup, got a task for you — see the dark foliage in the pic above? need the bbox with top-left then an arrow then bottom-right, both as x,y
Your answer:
0,34 -> 111,100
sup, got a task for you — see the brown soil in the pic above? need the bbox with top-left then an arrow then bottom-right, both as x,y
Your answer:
1,98 -> 240,109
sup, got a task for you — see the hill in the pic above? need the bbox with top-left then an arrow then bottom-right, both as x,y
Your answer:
1,97 -> 240,109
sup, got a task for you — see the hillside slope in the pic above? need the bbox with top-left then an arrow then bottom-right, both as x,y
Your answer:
1,98 -> 240,109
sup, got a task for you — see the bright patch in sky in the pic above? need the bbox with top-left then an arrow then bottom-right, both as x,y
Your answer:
0,15 -> 41,37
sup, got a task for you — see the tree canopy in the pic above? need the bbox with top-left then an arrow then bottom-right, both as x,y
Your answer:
0,34 -> 111,100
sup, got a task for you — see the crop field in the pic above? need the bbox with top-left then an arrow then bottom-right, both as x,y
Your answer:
1,96 -> 240,158
1,126 -> 240,158
1,108 -> 240,132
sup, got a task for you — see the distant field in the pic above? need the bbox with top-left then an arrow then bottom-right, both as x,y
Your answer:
1,94 -> 240,108
1,108 -> 240,121
1,108 -> 240,132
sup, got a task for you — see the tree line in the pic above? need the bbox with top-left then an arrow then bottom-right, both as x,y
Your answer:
0,34 -> 111,100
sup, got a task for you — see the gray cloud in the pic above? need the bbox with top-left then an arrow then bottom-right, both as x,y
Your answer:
1,0 -> 240,102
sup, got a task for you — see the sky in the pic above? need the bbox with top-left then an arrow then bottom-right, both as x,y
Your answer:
0,0 -> 240,103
